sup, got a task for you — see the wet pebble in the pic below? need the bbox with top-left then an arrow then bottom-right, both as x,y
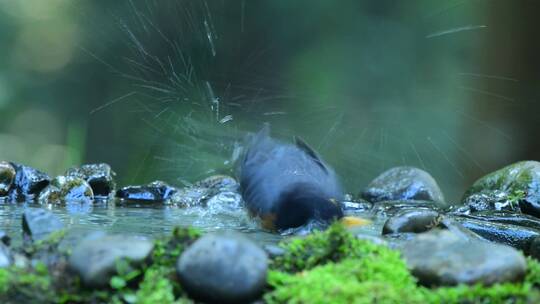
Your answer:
116,180 -> 177,203
0,161 -> 15,196
177,231 -> 268,304
22,208 -> 64,242
170,187 -> 209,207
463,161 -> 540,217
458,190 -> 520,214
39,176 -> 94,205
194,175 -> 239,193
69,234 -> 154,287
0,231 -> 10,246
382,208 -> 442,235
341,198 -> 372,212
361,166 -> 445,205
0,243 -> 11,268
402,229 -> 527,286
370,200 -> 441,217
66,163 -> 116,198
453,216 -> 540,253
9,163 -> 50,201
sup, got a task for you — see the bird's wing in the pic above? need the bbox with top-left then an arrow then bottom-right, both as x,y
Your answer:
293,136 -> 328,174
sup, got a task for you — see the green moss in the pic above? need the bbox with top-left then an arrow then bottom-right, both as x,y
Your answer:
0,262 -> 55,303
0,226 -> 201,304
266,223 -> 540,304
272,223 -> 391,272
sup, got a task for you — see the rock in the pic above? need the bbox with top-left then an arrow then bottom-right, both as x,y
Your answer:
356,234 -> 388,246
169,187 -> 210,207
38,185 -> 62,204
177,231 -> 268,304
194,175 -> 239,193
22,208 -> 64,242
69,234 -> 153,287
463,161 -> 540,217
370,200 -> 442,217
9,163 -> 50,201
41,176 -> 94,205
0,161 -> 16,196
0,231 -> 10,246
458,190 -> 521,214
382,209 -> 442,235
263,244 -> 286,258
341,198 -> 372,212
361,166 -> 445,205
66,163 -> 116,198
528,237 -> 540,260
454,211 -> 540,231
0,243 -> 11,268
402,230 -> 527,286
453,216 -> 540,253
116,180 -> 177,203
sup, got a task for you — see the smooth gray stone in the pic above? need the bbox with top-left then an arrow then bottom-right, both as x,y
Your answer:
177,231 -> 268,304
401,230 -> 527,287
69,234 -> 153,287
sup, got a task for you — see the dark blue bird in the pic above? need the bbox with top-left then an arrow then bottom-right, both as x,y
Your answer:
238,125 -> 345,230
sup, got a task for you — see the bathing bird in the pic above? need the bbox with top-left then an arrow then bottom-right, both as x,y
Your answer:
238,124 -> 349,230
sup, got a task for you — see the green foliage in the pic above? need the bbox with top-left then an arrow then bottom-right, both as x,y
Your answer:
266,223 -> 540,304
0,226 -> 201,304
0,262 -> 55,303
272,223 -> 391,272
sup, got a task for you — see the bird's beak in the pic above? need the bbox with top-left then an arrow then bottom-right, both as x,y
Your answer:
340,216 -> 371,228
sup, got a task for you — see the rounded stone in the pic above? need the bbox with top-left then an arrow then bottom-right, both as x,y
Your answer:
401,230 -> 527,286
361,166 -> 445,204
382,208 -> 441,235
69,234 -> 154,287
0,161 -> 16,196
176,231 -> 268,304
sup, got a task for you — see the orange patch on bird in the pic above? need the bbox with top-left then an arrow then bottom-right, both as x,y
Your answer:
260,213 -> 277,230
340,216 -> 371,228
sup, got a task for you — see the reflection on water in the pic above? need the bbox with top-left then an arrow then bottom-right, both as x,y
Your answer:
0,199 -> 383,247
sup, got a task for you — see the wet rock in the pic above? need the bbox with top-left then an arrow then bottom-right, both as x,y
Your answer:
40,176 -> 94,205
453,216 -> 540,253
457,190 -> 521,214
356,234 -> 388,246
463,161 -> 540,217
0,231 -> 10,246
361,166 -> 445,205
194,175 -> 239,193
402,229 -> 527,286
66,163 -> 116,198
528,237 -> 540,260
116,180 -> 177,203
263,244 -> 285,258
341,198 -> 373,212
0,161 -> 16,196
22,208 -> 64,242
382,209 -> 442,235
169,187 -> 210,207
69,234 -> 153,287
0,243 -> 11,268
177,231 -> 268,304
9,163 -> 50,201
455,211 -> 540,231
370,200 -> 441,217
438,217 -> 486,242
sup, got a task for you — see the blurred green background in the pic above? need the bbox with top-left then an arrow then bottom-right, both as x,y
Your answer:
0,0 -> 538,202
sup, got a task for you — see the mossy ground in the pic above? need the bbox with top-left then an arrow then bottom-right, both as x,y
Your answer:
266,224 -> 540,304
1,223 -> 540,303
